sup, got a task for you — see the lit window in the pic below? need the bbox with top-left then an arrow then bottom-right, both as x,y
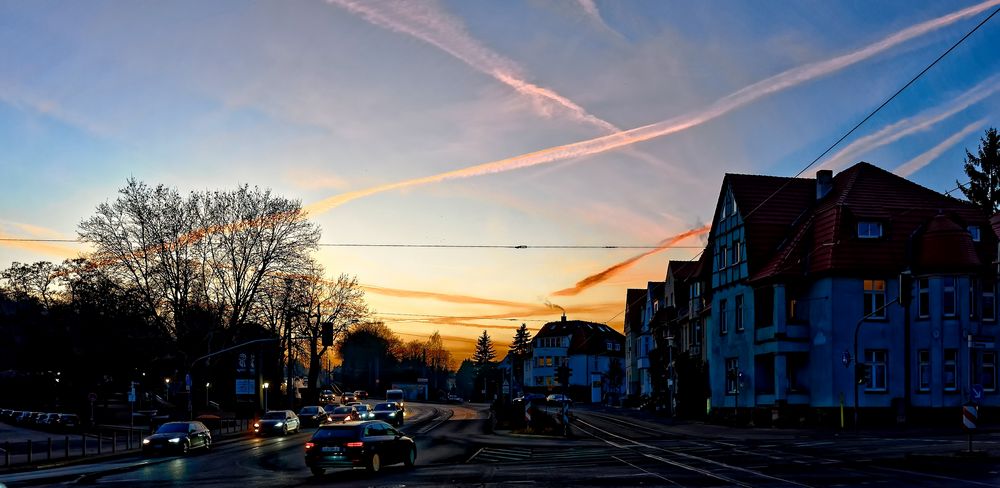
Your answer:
863,279 -> 887,318
858,221 -> 883,238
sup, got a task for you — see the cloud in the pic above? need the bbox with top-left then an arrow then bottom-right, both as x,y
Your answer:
0,81 -> 111,136
306,0 -> 999,216
0,221 -> 86,259
552,223 -> 709,296
577,0 -> 624,40
894,119 -> 986,177
820,73 -> 1000,171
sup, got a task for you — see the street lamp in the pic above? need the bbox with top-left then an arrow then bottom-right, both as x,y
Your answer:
164,378 -> 171,401
205,382 -> 211,409
263,382 -> 270,412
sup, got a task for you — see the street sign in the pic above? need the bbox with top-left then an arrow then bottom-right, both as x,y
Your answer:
88,392 -> 97,402
185,373 -> 192,390
972,384 -> 984,403
128,388 -> 136,403
963,404 -> 978,430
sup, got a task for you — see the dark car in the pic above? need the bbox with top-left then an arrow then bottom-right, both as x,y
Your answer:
304,420 -> 415,476
254,410 -> 301,436
319,390 -> 337,404
299,406 -> 330,427
513,393 -> 546,405
371,402 -> 403,427
327,406 -> 360,423
54,413 -> 81,430
354,404 -> 374,420
353,390 -> 368,400
142,421 -> 212,455
38,413 -> 60,427
341,392 -> 357,404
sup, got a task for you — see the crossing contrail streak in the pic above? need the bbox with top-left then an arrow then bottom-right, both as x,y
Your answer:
307,0 -> 999,216
894,119 -> 985,177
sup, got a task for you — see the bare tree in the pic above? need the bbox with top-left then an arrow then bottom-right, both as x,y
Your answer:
0,261 -> 58,308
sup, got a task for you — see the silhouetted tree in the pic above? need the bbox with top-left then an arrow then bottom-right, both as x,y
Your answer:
957,127 -> 1000,214
508,323 -> 532,392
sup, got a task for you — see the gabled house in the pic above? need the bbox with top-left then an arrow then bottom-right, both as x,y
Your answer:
524,315 -> 625,403
658,259 -> 708,417
638,281 -> 665,397
706,162 -> 996,422
623,288 -> 646,398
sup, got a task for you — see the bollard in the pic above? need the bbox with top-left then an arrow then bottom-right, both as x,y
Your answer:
65,436 -> 69,459
82,434 -> 86,457
48,437 -> 53,460
27,439 -> 32,464
113,432 -> 117,453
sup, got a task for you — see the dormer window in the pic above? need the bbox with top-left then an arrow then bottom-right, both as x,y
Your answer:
969,226 -> 981,242
858,221 -> 882,239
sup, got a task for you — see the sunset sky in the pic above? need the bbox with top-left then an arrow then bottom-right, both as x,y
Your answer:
2,1 -> 999,361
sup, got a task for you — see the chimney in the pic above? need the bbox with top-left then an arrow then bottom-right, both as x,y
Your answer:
561,313 -> 567,322
816,169 -> 833,200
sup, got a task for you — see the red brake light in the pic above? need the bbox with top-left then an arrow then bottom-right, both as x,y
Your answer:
346,441 -> 363,447
305,442 -> 315,450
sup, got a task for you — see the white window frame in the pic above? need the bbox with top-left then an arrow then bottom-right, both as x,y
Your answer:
866,349 -> 887,391
725,358 -> 739,394
917,350 -> 930,392
943,277 -> 956,317
983,351 -> 997,392
719,299 -> 728,334
858,221 -> 883,239
984,282 -> 996,322
969,225 -> 981,242
863,279 -> 887,319
917,278 -> 930,318
944,349 -> 958,391
735,294 -> 744,331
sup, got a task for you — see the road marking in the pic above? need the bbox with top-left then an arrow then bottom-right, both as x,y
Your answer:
869,466 -> 1000,487
611,455 -> 684,486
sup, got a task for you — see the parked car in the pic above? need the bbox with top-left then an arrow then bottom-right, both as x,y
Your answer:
327,406 -> 360,423
142,421 -> 212,455
546,394 -> 572,404
254,410 -> 301,436
38,413 -> 60,427
304,420 -> 416,476
53,413 -> 81,430
371,402 -> 403,427
354,404 -> 374,420
299,406 -> 330,427
353,390 -> 368,400
341,392 -> 357,404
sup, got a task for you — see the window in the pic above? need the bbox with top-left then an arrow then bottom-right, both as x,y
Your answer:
984,282 -> 996,321
982,352 -> 997,392
721,191 -> 737,219
545,356 -> 553,367
614,343 -> 621,351
866,350 -> 887,391
917,278 -> 929,318
733,240 -> 742,264
942,277 -> 956,317
534,376 -> 543,385
971,278 -> 980,319
719,299 -> 728,334
917,350 -> 930,392
536,357 -> 544,367
718,245 -> 728,269
735,295 -> 744,331
863,279 -> 887,318
606,341 -> 613,350
944,350 -> 958,391
969,225 -> 981,242
858,221 -> 883,238
725,358 -> 739,394
693,319 -> 702,346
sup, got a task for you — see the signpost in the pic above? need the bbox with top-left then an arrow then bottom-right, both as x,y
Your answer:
963,403 -> 978,453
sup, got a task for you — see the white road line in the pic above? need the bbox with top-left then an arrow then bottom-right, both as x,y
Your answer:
611,455 -> 685,486
869,465 -> 1000,487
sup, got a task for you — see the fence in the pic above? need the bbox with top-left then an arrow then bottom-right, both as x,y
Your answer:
1,419 -> 251,469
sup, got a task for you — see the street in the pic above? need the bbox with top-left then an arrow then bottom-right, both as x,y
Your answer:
4,402 -> 1000,487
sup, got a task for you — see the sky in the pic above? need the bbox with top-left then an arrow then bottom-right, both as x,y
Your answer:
2,0 -> 1000,361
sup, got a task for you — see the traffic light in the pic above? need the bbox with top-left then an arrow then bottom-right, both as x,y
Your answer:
556,364 -> 572,386
855,363 -> 871,385
322,322 -> 333,347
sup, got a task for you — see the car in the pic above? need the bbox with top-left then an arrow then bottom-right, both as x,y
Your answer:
371,402 -> 403,427
299,405 -> 330,427
254,410 -> 301,436
341,392 -> 357,404
319,390 -> 337,404
354,404 -> 374,420
327,406 -> 360,423
323,404 -> 339,415
54,413 -> 81,430
446,394 -> 463,404
385,389 -> 405,412
546,394 -> 572,404
304,420 -> 416,476
142,421 -> 212,455
353,390 -> 368,400
38,412 -> 60,427
513,393 -> 546,405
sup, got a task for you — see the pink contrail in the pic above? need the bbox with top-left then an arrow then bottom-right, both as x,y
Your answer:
307,0 -> 999,216
894,119 -> 985,177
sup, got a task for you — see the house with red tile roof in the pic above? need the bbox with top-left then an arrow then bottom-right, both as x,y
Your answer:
704,162 -> 996,424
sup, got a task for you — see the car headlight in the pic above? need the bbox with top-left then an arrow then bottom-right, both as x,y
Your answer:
275,422 -> 284,427
142,439 -> 151,445
253,422 -> 260,428
388,412 -> 396,417
168,438 -> 181,444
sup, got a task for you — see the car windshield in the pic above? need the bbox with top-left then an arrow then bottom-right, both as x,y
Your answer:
156,423 -> 190,434
300,407 -> 319,414
355,405 -> 369,412
332,406 -> 353,414
373,403 -> 396,411
263,412 -> 286,420
311,426 -> 359,440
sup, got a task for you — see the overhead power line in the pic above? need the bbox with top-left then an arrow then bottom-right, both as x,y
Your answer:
0,237 -> 704,250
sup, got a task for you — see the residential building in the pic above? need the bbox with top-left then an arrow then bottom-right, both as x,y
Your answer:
623,289 -> 646,398
524,315 -> 626,403
638,281 -> 665,397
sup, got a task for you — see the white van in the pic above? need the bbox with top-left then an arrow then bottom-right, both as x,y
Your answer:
385,389 -> 405,411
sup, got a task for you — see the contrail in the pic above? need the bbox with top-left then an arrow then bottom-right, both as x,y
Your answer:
306,0 -> 999,216
894,119 -> 985,177
552,224 -> 709,296
577,0 -> 624,40
820,73 -> 1000,171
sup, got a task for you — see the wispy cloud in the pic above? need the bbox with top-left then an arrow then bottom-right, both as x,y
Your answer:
0,81 -> 111,136
306,0 -> 999,216
577,0 -> 624,40
552,224 -> 709,296
894,119 -> 986,177
820,73 -> 1000,170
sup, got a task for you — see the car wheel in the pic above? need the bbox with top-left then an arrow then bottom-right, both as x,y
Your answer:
404,446 -> 416,468
367,452 -> 381,473
310,467 -> 324,476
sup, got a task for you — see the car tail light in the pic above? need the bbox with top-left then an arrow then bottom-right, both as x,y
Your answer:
305,442 -> 315,450
346,441 -> 363,447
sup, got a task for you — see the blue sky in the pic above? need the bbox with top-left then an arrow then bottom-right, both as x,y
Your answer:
2,0 -> 999,359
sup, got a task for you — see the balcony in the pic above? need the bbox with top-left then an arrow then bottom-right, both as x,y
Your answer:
755,323 -> 809,353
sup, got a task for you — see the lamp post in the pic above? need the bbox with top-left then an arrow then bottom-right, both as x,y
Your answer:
205,382 -> 211,409
263,382 -> 270,412
164,378 -> 171,402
